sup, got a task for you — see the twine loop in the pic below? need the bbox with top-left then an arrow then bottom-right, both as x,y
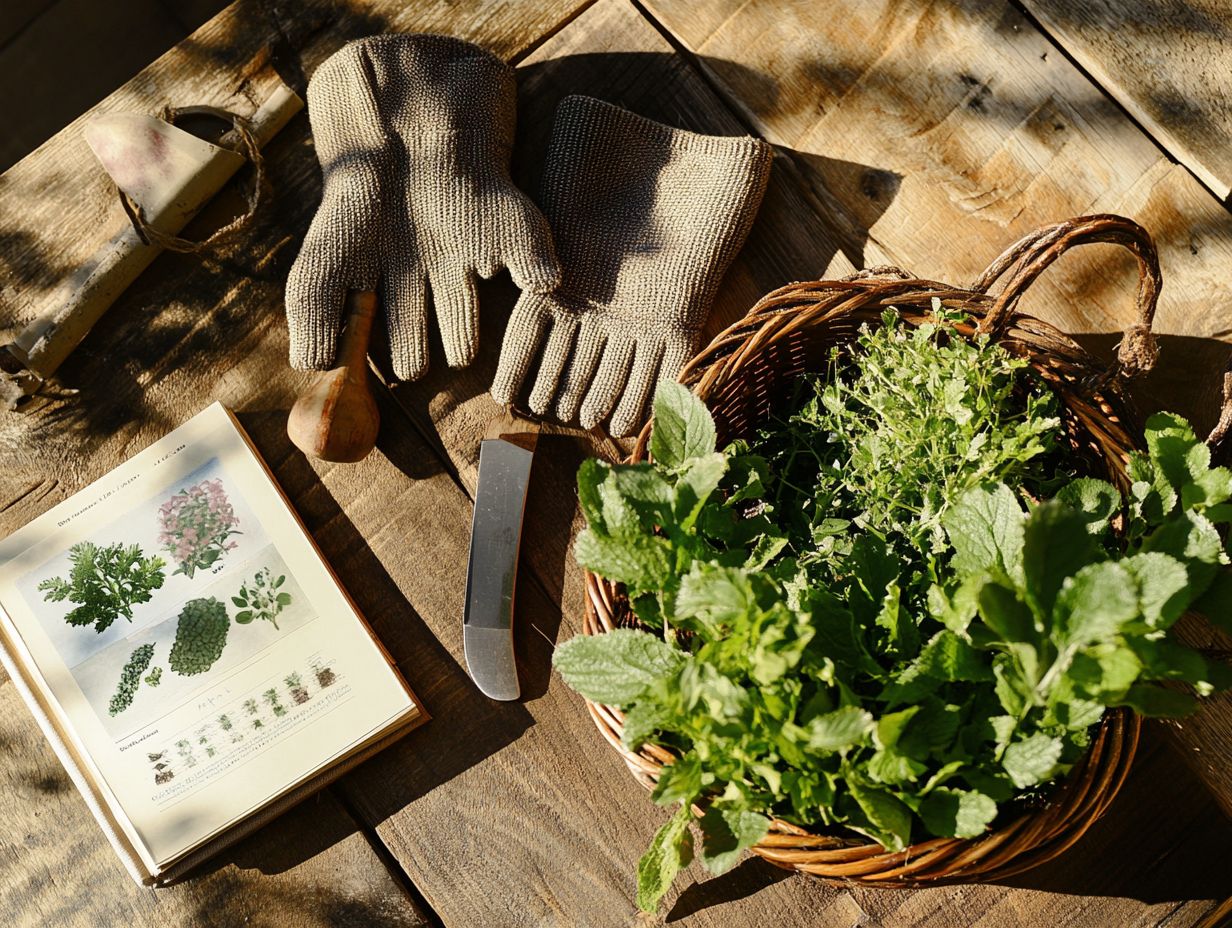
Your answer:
116,104 -> 265,254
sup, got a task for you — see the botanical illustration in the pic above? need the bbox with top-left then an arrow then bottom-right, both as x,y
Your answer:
38,541 -> 165,633
168,597 -> 230,676
147,656 -> 343,786
108,644 -> 155,716
233,567 -> 291,629
158,478 -> 241,579
63,544 -> 310,731
286,671 -> 310,705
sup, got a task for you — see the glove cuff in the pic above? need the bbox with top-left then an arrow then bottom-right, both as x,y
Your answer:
542,96 -> 772,327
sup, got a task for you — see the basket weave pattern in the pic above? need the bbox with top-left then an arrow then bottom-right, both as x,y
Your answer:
579,215 -> 1185,885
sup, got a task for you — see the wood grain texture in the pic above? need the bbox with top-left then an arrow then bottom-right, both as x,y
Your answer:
1020,0 -> 1232,200
0,0 -> 588,925
0,0 -> 1230,925
642,0 -> 1232,824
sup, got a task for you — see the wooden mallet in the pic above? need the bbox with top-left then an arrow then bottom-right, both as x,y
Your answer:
287,290 -> 381,463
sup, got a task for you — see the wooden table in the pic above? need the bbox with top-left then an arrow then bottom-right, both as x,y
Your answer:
2,1 -> 1231,925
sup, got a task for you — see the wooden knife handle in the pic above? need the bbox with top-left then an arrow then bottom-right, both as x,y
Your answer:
287,290 -> 380,463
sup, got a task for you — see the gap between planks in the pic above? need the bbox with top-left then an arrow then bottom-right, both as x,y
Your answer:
1005,0 -> 1232,210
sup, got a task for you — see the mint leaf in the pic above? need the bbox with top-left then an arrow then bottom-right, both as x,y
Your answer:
944,484 -> 1024,581
1123,552 -> 1192,629
805,706 -> 874,753
1054,478 -> 1120,536
652,754 -> 703,807
916,629 -> 994,682
552,629 -> 683,705
573,528 -> 672,590
977,582 -> 1037,643
1022,500 -> 1098,620
846,781 -> 913,850
676,564 -> 757,631
636,803 -> 694,912
1070,643 -> 1141,700
698,806 -> 770,875
919,787 -> 997,838
676,452 -> 728,530
650,382 -> 716,470
611,465 -> 674,509
576,458 -> 609,530
1002,733 -> 1063,788
1055,562 -> 1138,646
621,700 -> 669,751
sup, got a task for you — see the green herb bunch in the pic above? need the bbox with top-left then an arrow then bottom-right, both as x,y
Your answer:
108,644 -> 155,716
554,317 -> 1232,912
39,541 -> 166,633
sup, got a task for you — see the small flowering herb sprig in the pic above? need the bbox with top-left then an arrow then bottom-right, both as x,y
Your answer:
158,478 -> 241,579
233,567 -> 291,629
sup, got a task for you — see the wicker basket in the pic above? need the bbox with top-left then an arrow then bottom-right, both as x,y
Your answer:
580,215 -> 1208,886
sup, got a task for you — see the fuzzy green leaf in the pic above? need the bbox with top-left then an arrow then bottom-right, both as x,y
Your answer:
552,629 -> 684,706
650,382 -> 716,471
1002,733 -> 1063,788
699,806 -> 770,875
637,804 -> 695,912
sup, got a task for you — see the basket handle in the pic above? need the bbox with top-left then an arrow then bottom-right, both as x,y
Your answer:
971,214 -> 1162,381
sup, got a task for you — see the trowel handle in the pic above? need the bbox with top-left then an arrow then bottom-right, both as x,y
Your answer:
287,291 -> 381,463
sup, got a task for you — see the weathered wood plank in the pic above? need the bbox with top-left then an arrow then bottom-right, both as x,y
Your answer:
641,0 -> 1232,433
641,0 -> 1232,823
1020,0 -> 1232,200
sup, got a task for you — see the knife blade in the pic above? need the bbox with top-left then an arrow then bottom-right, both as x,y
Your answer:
463,420 -> 539,700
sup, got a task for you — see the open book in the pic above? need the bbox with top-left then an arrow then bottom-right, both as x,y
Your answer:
0,403 -> 423,884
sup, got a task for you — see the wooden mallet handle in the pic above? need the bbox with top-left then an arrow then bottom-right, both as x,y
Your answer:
287,290 -> 380,463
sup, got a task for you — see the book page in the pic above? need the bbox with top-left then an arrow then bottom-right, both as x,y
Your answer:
0,404 -> 416,870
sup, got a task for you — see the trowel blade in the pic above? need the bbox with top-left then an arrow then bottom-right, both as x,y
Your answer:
84,113 -> 245,224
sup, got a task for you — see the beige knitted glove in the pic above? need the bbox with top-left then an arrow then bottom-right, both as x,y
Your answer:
490,96 -> 772,436
286,34 -> 559,380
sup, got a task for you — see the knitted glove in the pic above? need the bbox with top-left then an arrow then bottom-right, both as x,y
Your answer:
490,96 -> 771,436
286,34 -> 559,380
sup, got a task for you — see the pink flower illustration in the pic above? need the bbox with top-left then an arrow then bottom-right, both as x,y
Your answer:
157,477 -> 242,578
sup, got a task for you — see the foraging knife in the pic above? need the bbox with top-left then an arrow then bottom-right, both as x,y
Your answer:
463,416 -> 540,700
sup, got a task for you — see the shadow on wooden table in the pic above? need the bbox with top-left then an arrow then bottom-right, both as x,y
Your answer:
1068,333 -> 1232,438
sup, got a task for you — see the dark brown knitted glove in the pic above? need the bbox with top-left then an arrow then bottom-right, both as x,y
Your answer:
286,34 -> 559,380
490,96 -> 772,436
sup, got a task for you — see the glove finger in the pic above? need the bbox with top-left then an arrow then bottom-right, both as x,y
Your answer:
491,294 -> 552,408
608,338 -> 666,438
285,225 -> 373,370
430,265 -> 480,369
660,334 -> 696,389
580,334 -> 637,431
528,313 -> 581,417
502,193 -> 562,295
382,266 -> 429,381
552,325 -> 605,424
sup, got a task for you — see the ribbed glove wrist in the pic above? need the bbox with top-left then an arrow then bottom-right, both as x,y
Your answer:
285,34 -> 559,380
491,95 -> 772,435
